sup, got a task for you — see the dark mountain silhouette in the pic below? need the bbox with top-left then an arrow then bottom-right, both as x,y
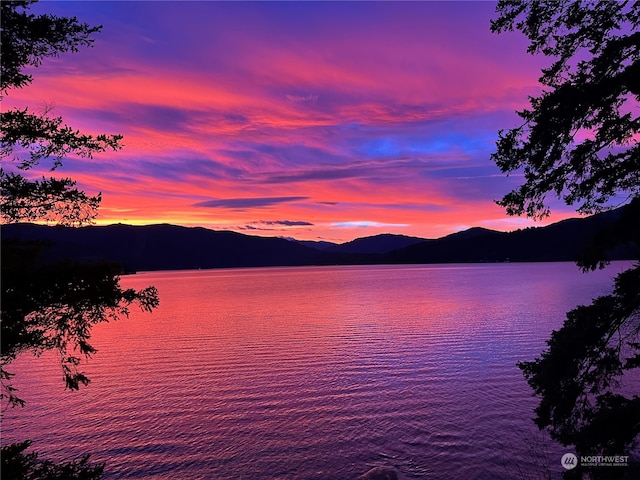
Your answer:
326,233 -> 425,254
442,227 -> 497,241
1,223 -> 321,272
387,208 -> 638,264
2,205 -> 637,271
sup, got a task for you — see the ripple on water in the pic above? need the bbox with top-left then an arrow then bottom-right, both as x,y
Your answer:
3,263 -> 632,479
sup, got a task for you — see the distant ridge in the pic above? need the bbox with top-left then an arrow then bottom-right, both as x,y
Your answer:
1,223 -> 320,272
441,227 -> 497,241
326,233 -> 425,254
387,208 -> 636,264
295,239 -> 337,251
2,206 -> 638,271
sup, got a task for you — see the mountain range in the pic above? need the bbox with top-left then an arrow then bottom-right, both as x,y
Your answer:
2,206 -> 638,272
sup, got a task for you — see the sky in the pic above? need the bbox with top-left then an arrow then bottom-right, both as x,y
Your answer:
5,0 -> 584,243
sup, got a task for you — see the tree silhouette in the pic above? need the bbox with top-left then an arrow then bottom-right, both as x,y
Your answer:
1,1 -> 158,477
1,441 -> 104,480
0,0 -> 122,227
491,1 -> 639,476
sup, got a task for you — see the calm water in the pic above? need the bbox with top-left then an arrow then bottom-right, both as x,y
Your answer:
2,263 -> 635,479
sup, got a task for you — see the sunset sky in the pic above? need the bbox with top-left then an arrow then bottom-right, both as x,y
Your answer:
5,1 -> 583,243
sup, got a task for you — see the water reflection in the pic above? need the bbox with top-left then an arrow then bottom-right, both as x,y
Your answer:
2,263 -> 628,479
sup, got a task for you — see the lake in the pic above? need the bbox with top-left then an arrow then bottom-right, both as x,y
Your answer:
1,262 -> 635,479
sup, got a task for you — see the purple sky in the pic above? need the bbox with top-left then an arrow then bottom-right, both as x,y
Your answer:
6,1 -> 581,242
